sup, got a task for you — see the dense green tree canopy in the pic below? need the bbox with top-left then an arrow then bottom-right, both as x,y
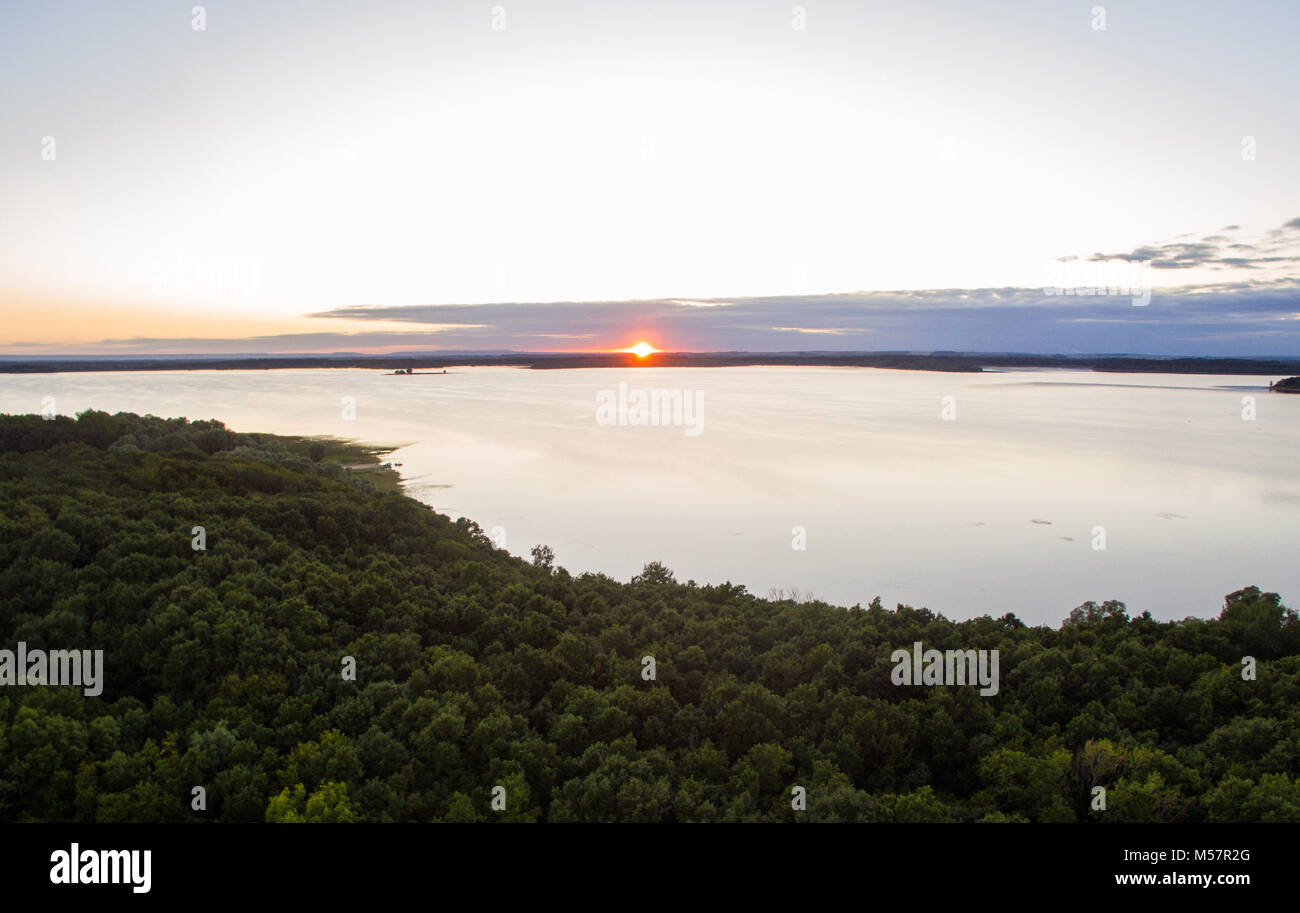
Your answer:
1,411 -> 1297,822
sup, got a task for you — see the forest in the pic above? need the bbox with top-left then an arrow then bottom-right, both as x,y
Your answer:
1,410 -> 1297,823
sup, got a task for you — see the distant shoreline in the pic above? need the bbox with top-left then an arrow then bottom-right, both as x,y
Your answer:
3,352 -> 1300,375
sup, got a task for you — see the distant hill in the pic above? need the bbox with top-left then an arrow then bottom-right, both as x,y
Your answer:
4,351 -> 1300,375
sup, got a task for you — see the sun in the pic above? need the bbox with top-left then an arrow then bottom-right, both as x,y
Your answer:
619,341 -> 660,358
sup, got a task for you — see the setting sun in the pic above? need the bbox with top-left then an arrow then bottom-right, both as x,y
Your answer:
619,341 -> 660,358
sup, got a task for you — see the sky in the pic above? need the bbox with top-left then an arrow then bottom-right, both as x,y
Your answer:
2,0 -> 1298,355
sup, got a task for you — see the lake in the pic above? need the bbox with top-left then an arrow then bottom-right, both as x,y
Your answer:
3,366 -> 1296,625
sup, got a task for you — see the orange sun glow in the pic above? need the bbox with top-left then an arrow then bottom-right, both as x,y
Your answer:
619,341 -> 660,357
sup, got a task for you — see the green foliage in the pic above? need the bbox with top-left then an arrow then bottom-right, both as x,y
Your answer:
266,781 -> 358,823
1,410 -> 1297,822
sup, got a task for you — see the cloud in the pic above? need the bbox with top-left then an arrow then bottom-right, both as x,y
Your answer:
300,278 -> 1300,356
8,218 -> 1299,358
771,327 -> 854,335
10,279 -> 1300,358
1084,217 -> 1300,271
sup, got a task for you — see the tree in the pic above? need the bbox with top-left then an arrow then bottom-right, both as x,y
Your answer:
265,782 -> 358,823
631,561 -> 675,586
530,544 -> 555,571
2,410 -> 1297,825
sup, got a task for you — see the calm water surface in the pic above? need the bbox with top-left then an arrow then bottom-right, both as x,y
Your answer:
3,366 -> 1296,625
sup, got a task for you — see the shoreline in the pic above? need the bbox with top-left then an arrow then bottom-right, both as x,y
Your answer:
4,352 -> 1300,376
